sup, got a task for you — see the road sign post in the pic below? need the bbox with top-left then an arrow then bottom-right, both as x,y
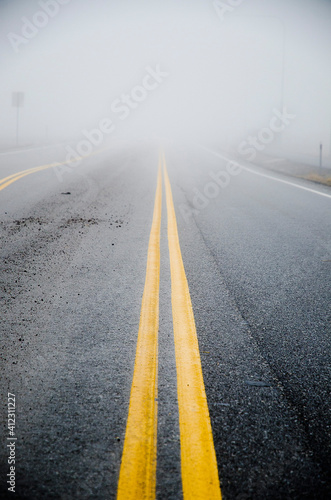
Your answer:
12,92 -> 24,147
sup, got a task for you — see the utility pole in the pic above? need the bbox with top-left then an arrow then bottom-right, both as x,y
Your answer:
231,15 -> 286,151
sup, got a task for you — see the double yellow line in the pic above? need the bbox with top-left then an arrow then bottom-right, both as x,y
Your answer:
0,145 -> 112,192
117,154 -> 222,499
0,164 -> 56,191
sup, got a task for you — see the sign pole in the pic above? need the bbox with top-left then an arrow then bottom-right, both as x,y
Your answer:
12,92 -> 24,148
16,106 -> 19,147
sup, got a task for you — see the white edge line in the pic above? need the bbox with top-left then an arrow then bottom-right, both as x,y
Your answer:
0,142 -> 69,157
200,145 -> 331,200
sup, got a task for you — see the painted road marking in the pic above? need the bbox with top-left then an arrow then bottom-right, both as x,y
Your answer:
201,145 -> 331,200
0,145 -> 113,192
117,162 -> 162,500
0,164 -> 55,191
0,143 -> 66,156
163,156 -> 222,499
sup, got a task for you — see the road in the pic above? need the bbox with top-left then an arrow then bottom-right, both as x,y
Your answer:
0,143 -> 330,499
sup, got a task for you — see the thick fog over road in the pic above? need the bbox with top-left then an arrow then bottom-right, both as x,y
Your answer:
0,0 -> 331,165
1,2 -> 331,499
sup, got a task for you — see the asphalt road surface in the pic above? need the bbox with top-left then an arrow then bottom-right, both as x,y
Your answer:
0,142 -> 330,499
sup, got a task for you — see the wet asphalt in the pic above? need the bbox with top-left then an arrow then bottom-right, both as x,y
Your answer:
0,143 -> 330,499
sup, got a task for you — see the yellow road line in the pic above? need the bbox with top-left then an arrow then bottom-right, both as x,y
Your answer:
0,144 -> 113,192
163,155 -> 222,500
117,161 -> 162,500
0,165 -> 54,191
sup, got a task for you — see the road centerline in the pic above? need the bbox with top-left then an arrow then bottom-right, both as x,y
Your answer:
0,144 -> 114,192
0,165 -> 54,191
163,155 -> 222,500
116,161 -> 162,500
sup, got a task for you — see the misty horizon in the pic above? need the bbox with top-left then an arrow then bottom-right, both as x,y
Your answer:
1,0 -> 331,166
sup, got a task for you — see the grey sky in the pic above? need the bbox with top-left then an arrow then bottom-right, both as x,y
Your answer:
1,0 -> 330,162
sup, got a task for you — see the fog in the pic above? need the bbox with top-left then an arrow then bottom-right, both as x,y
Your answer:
1,0 -> 331,165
